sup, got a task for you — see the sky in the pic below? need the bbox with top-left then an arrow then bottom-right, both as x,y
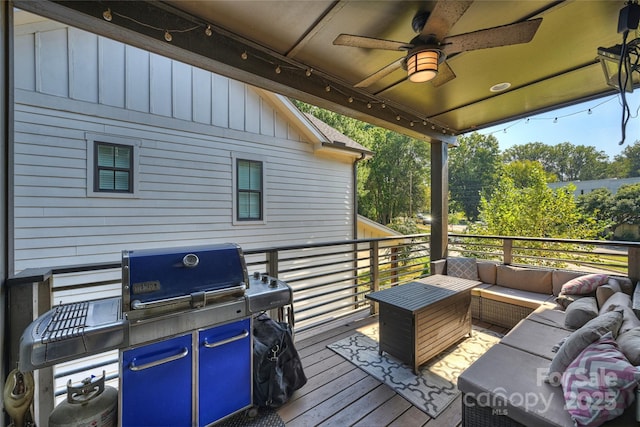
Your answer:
474,91 -> 640,159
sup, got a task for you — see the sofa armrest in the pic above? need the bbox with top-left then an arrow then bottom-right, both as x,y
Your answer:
430,259 -> 446,275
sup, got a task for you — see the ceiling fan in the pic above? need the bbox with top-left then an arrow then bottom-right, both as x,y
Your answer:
333,1 -> 542,88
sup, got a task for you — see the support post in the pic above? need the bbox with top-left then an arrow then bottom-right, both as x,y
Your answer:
629,247 -> 640,285
370,241 -> 379,314
504,239 -> 513,265
430,140 -> 448,262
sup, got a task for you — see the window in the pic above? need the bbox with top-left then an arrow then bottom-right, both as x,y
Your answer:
86,133 -> 140,198
237,159 -> 263,221
95,142 -> 133,192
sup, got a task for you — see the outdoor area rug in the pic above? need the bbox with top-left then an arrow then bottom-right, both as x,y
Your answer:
216,408 -> 285,427
327,325 -> 502,418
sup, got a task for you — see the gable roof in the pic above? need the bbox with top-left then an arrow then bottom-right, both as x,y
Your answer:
303,113 -> 373,158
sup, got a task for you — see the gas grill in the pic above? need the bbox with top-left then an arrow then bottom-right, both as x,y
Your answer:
18,243 -> 293,371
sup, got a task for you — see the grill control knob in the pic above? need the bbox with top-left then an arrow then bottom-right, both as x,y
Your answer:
269,279 -> 278,288
262,274 -> 269,283
182,254 -> 199,268
253,271 -> 260,279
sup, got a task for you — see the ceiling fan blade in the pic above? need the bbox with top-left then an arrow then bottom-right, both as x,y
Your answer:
354,58 -> 404,88
441,18 -> 542,56
432,61 -> 456,87
333,34 -> 413,51
421,0 -> 474,40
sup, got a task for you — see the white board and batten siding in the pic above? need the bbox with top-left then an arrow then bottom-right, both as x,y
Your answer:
14,16 -> 357,267
14,13 -> 360,326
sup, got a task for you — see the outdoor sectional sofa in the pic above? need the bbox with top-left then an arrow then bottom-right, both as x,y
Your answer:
431,257 -> 640,426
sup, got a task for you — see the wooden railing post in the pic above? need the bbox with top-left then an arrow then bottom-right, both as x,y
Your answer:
370,241 -> 379,314
503,239 -> 513,265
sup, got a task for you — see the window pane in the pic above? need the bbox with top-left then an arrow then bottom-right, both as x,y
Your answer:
114,147 -> 131,168
115,171 -> 130,191
248,193 -> 260,218
99,170 -> 114,190
97,145 -> 114,167
238,160 -> 250,190
249,163 -> 262,190
238,193 -> 249,218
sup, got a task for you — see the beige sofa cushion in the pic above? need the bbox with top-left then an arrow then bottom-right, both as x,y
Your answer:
477,261 -> 497,285
596,281 -> 622,308
480,285 -> 551,309
496,265 -> 552,294
552,270 -> 588,296
599,291 -> 632,314
617,327 -> 640,365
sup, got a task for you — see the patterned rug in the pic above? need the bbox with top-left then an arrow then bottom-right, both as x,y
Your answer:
327,325 -> 502,418
217,408 -> 285,427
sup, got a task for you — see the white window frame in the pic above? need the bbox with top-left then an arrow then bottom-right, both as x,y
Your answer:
86,133 -> 141,198
232,152 -> 267,225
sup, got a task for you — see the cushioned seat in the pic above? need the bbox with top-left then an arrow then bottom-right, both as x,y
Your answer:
500,319 -> 571,360
480,285 -> 554,308
527,305 -> 572,330
459,343 -> 637,427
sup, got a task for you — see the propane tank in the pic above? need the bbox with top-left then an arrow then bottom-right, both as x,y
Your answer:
49,371 -> 117,427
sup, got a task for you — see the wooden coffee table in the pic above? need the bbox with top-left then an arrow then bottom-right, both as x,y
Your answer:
366,274 -> 481,374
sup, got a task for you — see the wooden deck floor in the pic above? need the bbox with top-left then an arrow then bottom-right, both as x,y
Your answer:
277,314 -> 509,427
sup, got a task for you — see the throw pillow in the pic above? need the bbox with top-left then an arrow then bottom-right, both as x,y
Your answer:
564,297 -> 598,330
596,281 -> 622,309
545,310 -> 623,386
560,273 -> 609,296
617,327 -> 640,365
446,257 -> 478,281
562,332 -> 640,426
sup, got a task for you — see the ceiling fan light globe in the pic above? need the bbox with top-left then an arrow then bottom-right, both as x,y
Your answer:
407,50 -> 439,83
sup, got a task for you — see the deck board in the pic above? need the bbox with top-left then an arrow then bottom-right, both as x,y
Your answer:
278,314 -> 508,426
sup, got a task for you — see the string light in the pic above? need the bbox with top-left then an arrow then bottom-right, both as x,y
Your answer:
483,96 -> 618,137
99,5 -> 447,135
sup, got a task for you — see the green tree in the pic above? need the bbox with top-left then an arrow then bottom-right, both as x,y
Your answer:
503,142 -> 609,181
612,183 -> 640,227
362,132 -> 430,224
612,141 -> 640,177
576,188 -> 615,224
449,132 -> 502,221
471,162 -> 604,239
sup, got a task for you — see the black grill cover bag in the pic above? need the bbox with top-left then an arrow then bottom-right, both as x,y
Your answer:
253,313 -> 307,408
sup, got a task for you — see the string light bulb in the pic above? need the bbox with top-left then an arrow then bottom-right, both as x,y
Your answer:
553,117 -> 558,123
367,102 -> 372,109
241,51 -> 248,60
325,85 -> 331,92
275,65 -> 281,74
164,30 -> 173,42
103,8 -> 113,21
305,68 -> 312,77
348,97 -> 353,103
396,115 -> 401,121
205,25 -> 212,37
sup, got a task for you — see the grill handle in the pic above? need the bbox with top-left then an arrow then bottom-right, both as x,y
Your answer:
203,329 -> 249,349
129,347 -> 189,371
130,283 -> 246,311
